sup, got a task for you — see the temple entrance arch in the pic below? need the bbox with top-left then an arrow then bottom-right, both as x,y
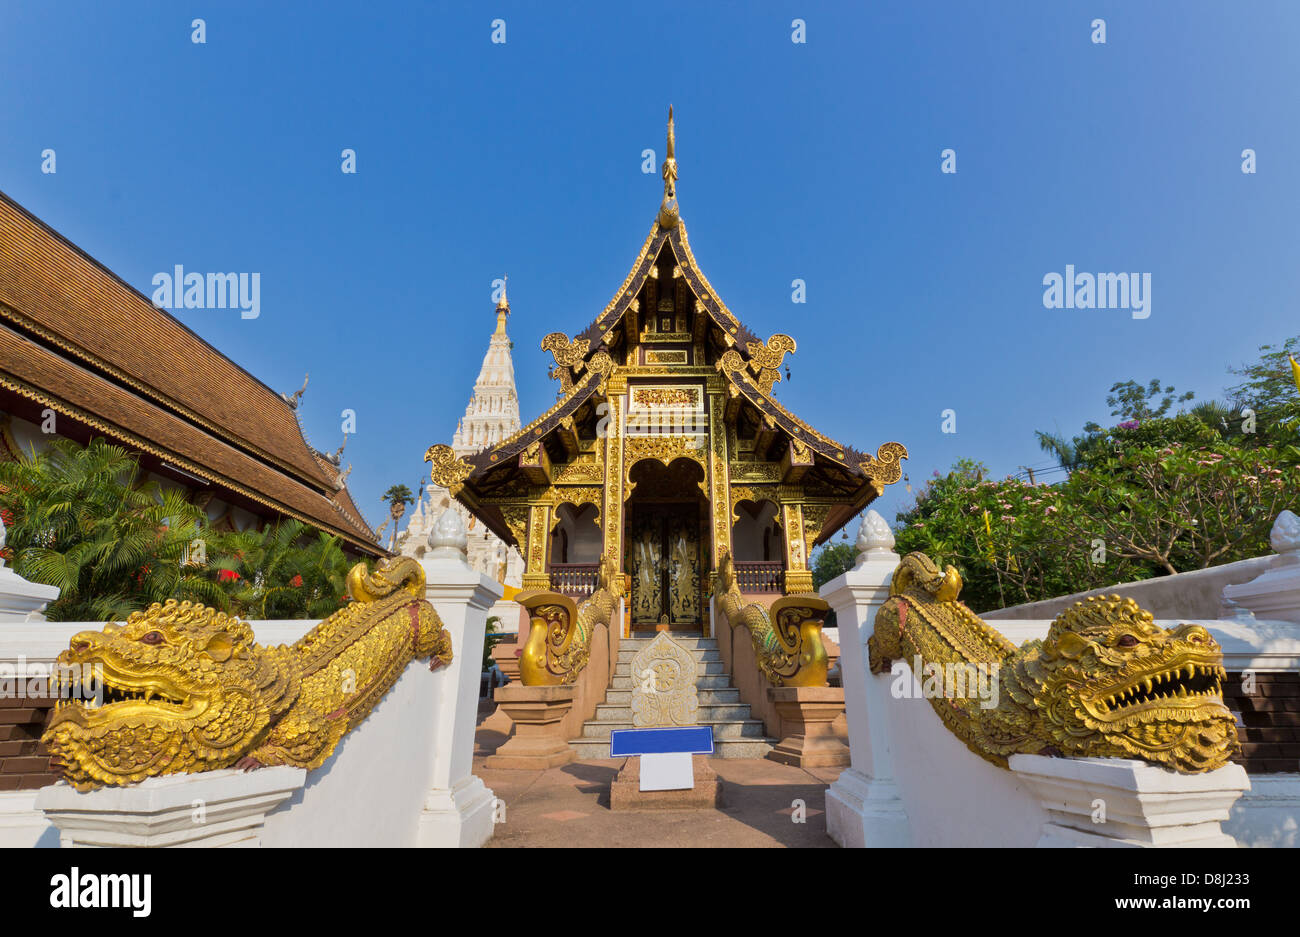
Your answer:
625,457 -> 709,632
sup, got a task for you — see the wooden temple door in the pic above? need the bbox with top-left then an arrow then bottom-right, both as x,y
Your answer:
626,503 -> 703,631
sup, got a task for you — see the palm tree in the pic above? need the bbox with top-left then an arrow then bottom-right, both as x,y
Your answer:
209,519 -> 350,619
382,484 -> 415,550
1034,430 -> 1080,472
0,438 -> 221,621
1188,400 -> 1235,435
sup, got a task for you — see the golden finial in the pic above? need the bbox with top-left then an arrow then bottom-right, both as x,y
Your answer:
495,275 -> 509,335
658,106 -> 680,229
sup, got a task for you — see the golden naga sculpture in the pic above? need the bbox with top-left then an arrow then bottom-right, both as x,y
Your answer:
870,552 -> 1240,774
517,555 -> 621,686
716,551 -> 829,687
43,557 -> 452,791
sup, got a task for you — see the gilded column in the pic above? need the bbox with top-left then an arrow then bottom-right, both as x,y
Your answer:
782,501 -> 814,594
707,392 -> 733,638
602,393 -> 626,598
521,502 -> 552,590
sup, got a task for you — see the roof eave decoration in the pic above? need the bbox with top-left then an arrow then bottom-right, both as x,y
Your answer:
424,443 -> 474,497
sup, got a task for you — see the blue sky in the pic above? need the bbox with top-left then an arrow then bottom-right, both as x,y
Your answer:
2,1 -> 1298,545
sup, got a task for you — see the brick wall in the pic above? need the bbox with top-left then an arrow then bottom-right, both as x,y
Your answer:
1225,671 -> 1300,774
0,696 -> 56,790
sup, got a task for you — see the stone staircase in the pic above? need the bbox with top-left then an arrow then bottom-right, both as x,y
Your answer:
568,634 -> 775,759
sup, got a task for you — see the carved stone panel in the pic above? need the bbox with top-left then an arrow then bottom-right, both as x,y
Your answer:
630,633 -> 699,728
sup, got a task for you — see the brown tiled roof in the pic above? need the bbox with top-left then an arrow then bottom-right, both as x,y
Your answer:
0,191 -> 380,553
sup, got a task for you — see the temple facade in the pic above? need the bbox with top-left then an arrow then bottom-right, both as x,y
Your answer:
400,292 -> 526,615
425,110 -> 907,634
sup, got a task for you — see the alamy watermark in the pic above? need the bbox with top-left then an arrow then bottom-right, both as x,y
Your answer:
151,265 -> 260,319
1042,266 -> 1150,319
890,656 -> 1000,709
1,657 -> 103,706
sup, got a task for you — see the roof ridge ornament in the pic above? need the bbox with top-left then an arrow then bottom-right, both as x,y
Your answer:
658,105 -> 680,230
281,373 -> 308,409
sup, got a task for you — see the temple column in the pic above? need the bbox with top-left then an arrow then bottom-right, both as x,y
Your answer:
521,502 -> 552,591
706,392 -> 732,638
602,392 -> 627,636
781,500 -> 814,594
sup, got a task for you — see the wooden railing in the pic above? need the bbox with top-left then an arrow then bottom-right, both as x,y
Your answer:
547,563 -> 601,598
734,560 -> 784,594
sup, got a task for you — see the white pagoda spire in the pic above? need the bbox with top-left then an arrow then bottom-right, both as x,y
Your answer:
451,282 -> 521,458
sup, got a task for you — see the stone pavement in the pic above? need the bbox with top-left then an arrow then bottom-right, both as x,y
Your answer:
477,753 -> 843,848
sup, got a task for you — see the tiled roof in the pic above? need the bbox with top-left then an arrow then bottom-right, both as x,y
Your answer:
0,191 -> 380,553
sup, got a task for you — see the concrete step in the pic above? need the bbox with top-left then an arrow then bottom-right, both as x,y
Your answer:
617,645 -> 717,663
592,702 -> 755,722
611,673 -> 732,690
601,687 -> 740,707
567,736 -> 775,760
578,718 -> 768,741
618,636 -> 716,649
613,659 -> 728,677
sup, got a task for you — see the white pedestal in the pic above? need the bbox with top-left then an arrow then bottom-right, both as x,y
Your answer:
35,768 -> 305,847
825,767 -> 911,848
1010,755 -> 1250,847
819,519 -> 908,848
417,774 -> 497,849
418,552 -> 502,848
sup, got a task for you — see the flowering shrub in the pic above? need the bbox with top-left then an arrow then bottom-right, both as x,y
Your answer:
896,435 -> 1300,613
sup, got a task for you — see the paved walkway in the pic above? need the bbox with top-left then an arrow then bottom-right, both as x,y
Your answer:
477,752 -> 844,848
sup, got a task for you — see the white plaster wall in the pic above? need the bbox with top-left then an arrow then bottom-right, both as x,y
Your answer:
886,664 -> 1048,847
259,660 -> 446,848
731,501 -> 779,562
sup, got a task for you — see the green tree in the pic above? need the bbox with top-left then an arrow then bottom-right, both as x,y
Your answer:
1096,378 -> 1195,426
1052,442 -> 1300,575
1225,336 -> 1300,446
0,438 -> 221,621
811,542 -> 856,590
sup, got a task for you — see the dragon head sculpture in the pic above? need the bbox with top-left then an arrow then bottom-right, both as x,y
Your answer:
45,600 -> 298,791
872,552 -> 1240,774
1020,595 -> 1239,772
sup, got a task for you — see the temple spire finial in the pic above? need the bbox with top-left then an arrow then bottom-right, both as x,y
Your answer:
658,106 -> 680,229
495,274 -> 509,335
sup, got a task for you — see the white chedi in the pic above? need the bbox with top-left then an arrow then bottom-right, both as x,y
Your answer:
396,296 -> 524,593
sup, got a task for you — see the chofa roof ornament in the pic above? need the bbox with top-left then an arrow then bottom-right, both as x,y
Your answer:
658,105 -> 679,230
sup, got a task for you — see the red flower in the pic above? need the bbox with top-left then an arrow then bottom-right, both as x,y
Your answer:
290,574 -> 303,587
218,569 -> 240,583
